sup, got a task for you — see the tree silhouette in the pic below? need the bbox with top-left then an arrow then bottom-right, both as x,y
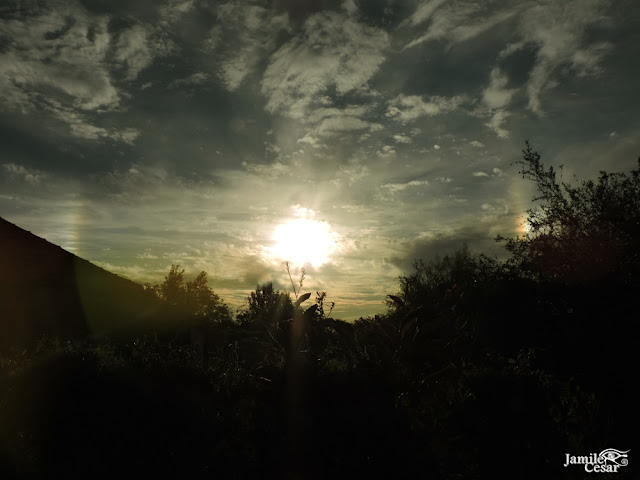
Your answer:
495,141 -> 640,451
157,264 -> 186,305
150,265 -> 231,323
499,141 -> 640,284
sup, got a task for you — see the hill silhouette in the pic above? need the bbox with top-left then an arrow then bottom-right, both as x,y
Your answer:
0,217 -> 182,351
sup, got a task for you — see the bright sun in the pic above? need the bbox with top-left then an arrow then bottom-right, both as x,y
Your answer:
270,217 -> 338,267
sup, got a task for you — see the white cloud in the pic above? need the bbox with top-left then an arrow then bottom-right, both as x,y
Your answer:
393,134 -> 412,144
45,104 -> 139,143
169,72 -> 211,89
409,0 -> 449,26
377,145 -> 397,158
0,8 -> 118,112
405,2 -> 519,49
470,140 -> 485,147
386,94 -> 465,122
0,2 -> 147,143
207,2 -> 289,92
306,106 -> 370,124
405,1 -> 613,116
433,144 -> 441,150
261,12 -> 389,118
485,110 -> 510,139
508,0 -> 612,115
136,252 -> 159,260
473,171 -> 489,177
115,25 -> 153,81
382,180 -> 430,194
316,117 -> 382,135
480,201 -> 509,217
483,67 -> 518,109
570,42 -> 613,77
297,135 -> 320,147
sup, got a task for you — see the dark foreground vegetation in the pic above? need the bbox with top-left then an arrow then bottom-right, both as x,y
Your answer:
1,143 -> 638,479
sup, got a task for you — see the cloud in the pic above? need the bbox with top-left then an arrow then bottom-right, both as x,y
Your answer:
470,140 -> 485,147
38,101 -> 139,143
297,134 -> 320,147
485,110 -> 510,139
408,0 -> 449,27
405,1 -> 520,49
209,2 -> 289,91
483,67 -> 518,109
377,145 -> 397,158
389,223 -> 510,272
381,179 -> 429,194
333,164 -> 370,187
342,0 -> 359,16
316,116 -> 382,135
261,12 -> 389,119
242,161 -> 290,179
477,67 -> 518,138
114,24 -> 153,81
169,72 -> 211,89
159,0 -> 195,21
296,106 -> 383,138
0,6 -> 118,112
69,122 -> 139,144
393,134 -> 412,144
3,163 -> 45,184
386,94 -> 465,122
405,1 -> 613,116
473,168 -> 503,178
0,1 -> 152,143
136,252 -> 159,260
505,0 -> 612,115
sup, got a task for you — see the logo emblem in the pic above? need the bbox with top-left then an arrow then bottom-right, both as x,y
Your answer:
599,449 -> 629,467
564,449 -> 629,473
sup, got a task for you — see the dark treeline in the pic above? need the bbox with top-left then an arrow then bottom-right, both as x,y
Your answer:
1,142 -> 638,479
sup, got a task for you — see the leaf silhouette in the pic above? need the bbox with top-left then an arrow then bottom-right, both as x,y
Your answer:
303,304 -> 318,317
296,292 -> 311,307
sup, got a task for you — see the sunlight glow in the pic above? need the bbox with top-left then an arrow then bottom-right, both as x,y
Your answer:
269,211 -> 339,267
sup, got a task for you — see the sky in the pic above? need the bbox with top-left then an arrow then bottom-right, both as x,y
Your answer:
1,0 -> 639,320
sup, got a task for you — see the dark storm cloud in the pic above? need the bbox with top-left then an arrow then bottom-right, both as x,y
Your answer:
389,223 -> 509,273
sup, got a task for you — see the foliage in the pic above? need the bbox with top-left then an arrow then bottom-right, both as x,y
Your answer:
148,265 -> 232,324
499,141 -> 640,284
313,291 -> 335,320
236,282 -> 294,327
